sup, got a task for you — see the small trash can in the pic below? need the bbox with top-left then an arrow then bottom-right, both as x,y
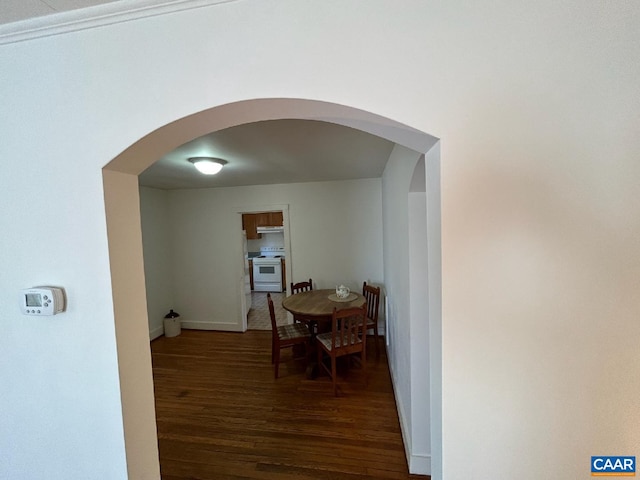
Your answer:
163,309 -> 181,337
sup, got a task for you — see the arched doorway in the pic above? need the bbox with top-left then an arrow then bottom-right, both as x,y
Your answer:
103,97 -> 441,477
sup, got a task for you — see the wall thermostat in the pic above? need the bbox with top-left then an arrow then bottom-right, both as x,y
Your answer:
21,286 -> 66,315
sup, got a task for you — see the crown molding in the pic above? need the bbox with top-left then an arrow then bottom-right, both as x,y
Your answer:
0,0 -> 234,46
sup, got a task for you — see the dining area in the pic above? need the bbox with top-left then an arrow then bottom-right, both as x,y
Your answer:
150,280 -> 424,479
268,279 -> 381,396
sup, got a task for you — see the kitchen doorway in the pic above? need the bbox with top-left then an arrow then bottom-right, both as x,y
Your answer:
246,291 -> 287,330
237,205 -> 292,332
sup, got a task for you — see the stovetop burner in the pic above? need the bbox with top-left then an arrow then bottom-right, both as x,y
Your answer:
258,246 -> 285,258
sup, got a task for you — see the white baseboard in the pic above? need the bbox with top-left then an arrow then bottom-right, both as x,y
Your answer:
180,320 -> 242,332
153,321 -> 376,337
410,453 -> 431,476
149,326 -> 164,340
149,320 -> 242,341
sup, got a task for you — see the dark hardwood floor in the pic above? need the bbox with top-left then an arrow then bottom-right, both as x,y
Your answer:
151,329 -> 428,480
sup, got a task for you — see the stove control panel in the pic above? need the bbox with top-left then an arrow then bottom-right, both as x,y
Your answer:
259,246 -> 285,257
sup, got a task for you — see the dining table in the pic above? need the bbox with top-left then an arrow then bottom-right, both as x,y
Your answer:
282,288 -> 366,378
282,288 -> 366,330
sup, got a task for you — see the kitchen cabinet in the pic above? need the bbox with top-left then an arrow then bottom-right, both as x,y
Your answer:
242,212 -> 284,239
242,214 -> 260,239
255,213 -> 269,227
272,211 -> 284,226
255,211 -> 283,227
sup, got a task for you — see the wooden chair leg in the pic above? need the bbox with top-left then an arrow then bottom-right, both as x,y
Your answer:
331,356 -> 337,396
274,348 -> 280,379
375,328 -> 380,359
362,346 -> 366,381
317,345 -> 323,377
371,325 -> 379,360
271,339 -> 275,364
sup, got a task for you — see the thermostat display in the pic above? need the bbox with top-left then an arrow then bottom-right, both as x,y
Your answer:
21,287 -> 65,315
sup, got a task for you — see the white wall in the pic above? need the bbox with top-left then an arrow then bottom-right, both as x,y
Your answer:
140,187 -> 174,339
157,179 -> 383,331
1,1 -> 639,479
247,231 -> 285,254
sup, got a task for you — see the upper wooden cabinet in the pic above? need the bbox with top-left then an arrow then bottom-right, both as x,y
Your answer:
254,213 -> 270,227
242,211 -> 283,239
242,214 -> 260,239
272,211 -> 284,226
257,211 -> 283,227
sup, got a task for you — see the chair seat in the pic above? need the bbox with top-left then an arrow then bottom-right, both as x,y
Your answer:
316,332 -> 362,351
277,323 -> 311,341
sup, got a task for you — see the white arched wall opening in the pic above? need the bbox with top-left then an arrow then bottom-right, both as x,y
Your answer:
103,98 -> 441,478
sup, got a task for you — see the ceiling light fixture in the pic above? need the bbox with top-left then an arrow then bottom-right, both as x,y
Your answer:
188,157 -> 227,175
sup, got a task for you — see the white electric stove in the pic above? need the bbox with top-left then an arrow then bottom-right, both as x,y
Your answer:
252,247 -> 285,292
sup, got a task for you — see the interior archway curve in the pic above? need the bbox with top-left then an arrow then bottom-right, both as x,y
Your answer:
105,98 -> 438,175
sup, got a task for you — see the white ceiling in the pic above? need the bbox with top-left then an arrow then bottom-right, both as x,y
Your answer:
1,1 -> 397,190
139,120 -> 396,190
0,0 -> 119,25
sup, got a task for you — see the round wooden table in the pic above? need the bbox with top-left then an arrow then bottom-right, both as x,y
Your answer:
282,288 -> 365,324
282,289 -> 366,379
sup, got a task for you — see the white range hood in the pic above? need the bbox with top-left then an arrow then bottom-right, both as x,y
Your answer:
256,226 -> 284,233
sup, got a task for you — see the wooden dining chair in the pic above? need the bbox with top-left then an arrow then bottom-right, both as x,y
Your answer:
290,278 -> 316,331
268,293 -> 312,379
290,278 -> 313,294
316,305 -> 367,396
362,281 -> 381,359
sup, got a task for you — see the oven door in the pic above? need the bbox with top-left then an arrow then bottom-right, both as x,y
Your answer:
253,261 -> 282,292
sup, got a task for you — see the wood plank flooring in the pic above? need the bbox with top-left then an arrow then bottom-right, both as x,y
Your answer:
151,329 -> 428,480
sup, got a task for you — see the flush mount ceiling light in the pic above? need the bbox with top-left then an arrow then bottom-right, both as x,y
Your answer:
188,157 -> 227,175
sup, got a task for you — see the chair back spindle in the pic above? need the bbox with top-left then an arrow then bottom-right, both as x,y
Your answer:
291,279 -> 313,294
316,304 -> 367,395
289,278 -> 315,329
